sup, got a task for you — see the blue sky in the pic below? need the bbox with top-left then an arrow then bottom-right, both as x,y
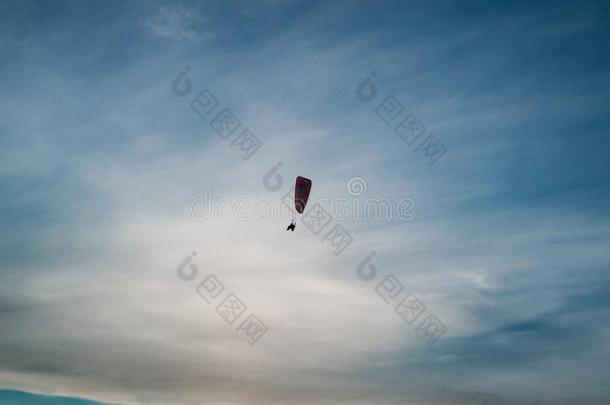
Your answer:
1,0 -> 609,404
0,390 -> 113,405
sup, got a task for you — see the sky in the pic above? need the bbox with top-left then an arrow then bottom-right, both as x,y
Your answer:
1,0 -> 609,404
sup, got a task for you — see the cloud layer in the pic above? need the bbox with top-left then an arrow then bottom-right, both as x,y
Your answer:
1,1 -> 609,404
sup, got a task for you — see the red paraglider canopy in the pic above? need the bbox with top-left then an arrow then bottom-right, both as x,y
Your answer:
294,176 -> 312,214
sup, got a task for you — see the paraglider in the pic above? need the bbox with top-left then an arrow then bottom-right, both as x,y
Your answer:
287,176 -> 311,231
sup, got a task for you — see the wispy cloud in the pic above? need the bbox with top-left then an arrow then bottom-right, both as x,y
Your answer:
1,0 -> 609,404
143,5 -> 210,40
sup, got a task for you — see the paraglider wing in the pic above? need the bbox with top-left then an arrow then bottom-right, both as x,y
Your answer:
294,176 -> 312,214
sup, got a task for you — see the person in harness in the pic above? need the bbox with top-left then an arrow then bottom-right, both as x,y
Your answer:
286,220 -> 296,231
